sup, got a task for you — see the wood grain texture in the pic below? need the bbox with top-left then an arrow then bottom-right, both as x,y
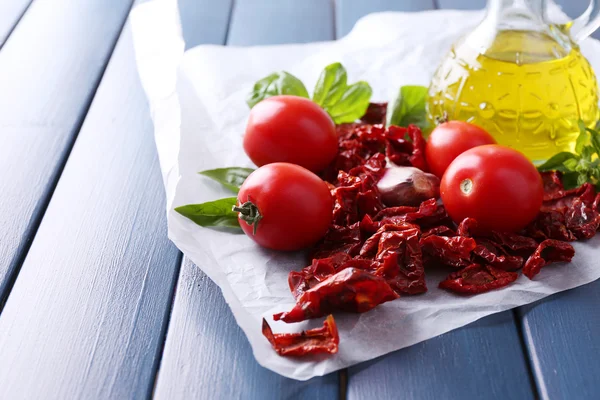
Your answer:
518,281 -> 600,400
0,0 -> 32,47
347,312 -> 534,400
154,260 -> 339,400
227,0 -> 334,45
178,0 -> 233,49
335,0 -> 435,37
437,0 -> 486,9
155,1 -> 338,398
0,0 -> 133,306
0,20 -> 182,400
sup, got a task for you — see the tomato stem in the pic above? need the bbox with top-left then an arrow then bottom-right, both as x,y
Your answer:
435,111 -> 449,125
232,200 -> 262,235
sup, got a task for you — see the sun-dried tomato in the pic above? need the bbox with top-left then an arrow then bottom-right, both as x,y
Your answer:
274,268 -> 399,323
289,253 -> 352,298
359,223 -> 419,258
565,197 -> 600,240
523,239 -> 575,279
311,222 -> 363,260
456,217 -> 478,237
420,235 -> 476,268
472,242 -> 524,271
541,171 -> 564,200
422,225 -> 456,238
525,210 -> 576,242
262,315 -> 339,356
375,228 -> 427,294
439,263 -> 518,294
360,102 -> 387,125
542,182 -> 596,211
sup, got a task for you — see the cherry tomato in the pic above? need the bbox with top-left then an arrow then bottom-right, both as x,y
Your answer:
440,145 -> 543,233
426,121 -> 496,178
235,162 -> 333,251
244,95 -> 337,173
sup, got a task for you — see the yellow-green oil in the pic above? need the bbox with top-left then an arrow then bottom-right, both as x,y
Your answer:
428,30 -> 599,162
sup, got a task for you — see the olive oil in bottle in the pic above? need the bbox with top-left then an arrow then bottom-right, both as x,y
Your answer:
428,30 -> 599,162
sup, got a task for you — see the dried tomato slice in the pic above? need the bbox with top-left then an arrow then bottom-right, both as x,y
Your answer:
274,268 -> 399,323
311,223 -> 363,260
565,197 -> 600,240
420,235 -> 476,268
525,210 -> 577,242
472,242 -> 524,271
375,229 -> 427,294
439,263 -> 518,294
360,102 -> 387,125
262,315 -> 339,356
456,217 -> 478,237
540,171 -> 564,200
523,239 -> 575,279
422,225 -> 456,238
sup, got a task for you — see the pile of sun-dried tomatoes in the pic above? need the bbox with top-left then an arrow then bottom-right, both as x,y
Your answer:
264,104 -> 600,356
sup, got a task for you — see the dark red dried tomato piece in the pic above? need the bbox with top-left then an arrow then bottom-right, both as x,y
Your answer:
472,243 -> 524,271
262,315 -> 339,356
439,263 -> 518,294
360,102 -> 387,125
525,210 -> 576,242
359,223 -> 420,258
375,229 -> 427,295
488,231 -> 538,254
420,235 -> 477,268
422,225 -> 456,238
565,197 -> 600,240
542,182 -> 596,212
456,218 -> 478,237
406,125 -> 429,172
289,253 -> 352,298
523,239 -> 575,279
311,223 -> 363,260
273,268 -> 399,323
541,171 -> 564,200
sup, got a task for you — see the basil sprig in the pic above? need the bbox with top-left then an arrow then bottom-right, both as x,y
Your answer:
199,167 -> 254,193
175,167 -> 255,229
175,197 -> 240,229
247,62 -> 372,124
386,85 -> 429,130
538,121 -> 600,189
247,72 -> 309,108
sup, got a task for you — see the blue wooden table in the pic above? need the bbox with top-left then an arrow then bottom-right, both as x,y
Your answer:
0,0 -> 598,398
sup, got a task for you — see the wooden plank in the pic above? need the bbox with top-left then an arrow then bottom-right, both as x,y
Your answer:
227,0 -> 334,45
154,1 -> 338,397
178,0 -> 233,49
154,260 -> 339,399
0,0 -> 32,47
335,0 -> 435,37
339,0 -> 535,397
0,0 -> 133,306
437,0 -> 485,9
518,282 -> 600,399
347,312 -> 534,399
0,0 -> 233,395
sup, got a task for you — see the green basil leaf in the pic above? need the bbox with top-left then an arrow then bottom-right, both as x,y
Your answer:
246,72 -> 309,108
586,127 -> 600,155
199,167 -> 255,193
312,62 -> 348,108
581,145 -> 595,162
386,85 -> 429,130
562,171 -> 580,189
575,120 -> 589,154
563,157 -> 580,171
577,173 -> 589,186
175,197 -> 240,229
595,120 -> 600,131
326,81 -> 373,124
536,151 -> 577,171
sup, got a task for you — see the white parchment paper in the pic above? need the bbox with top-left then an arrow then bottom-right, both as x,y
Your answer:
131,0 -> 600,380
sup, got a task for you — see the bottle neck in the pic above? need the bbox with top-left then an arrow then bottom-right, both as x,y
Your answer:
485,0 -> 545,31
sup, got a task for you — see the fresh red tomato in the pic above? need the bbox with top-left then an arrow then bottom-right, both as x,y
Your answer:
440,145 -> 543,233
244,95 -> 338,173
235,162 -> 333,251
426,121 -> 496,178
